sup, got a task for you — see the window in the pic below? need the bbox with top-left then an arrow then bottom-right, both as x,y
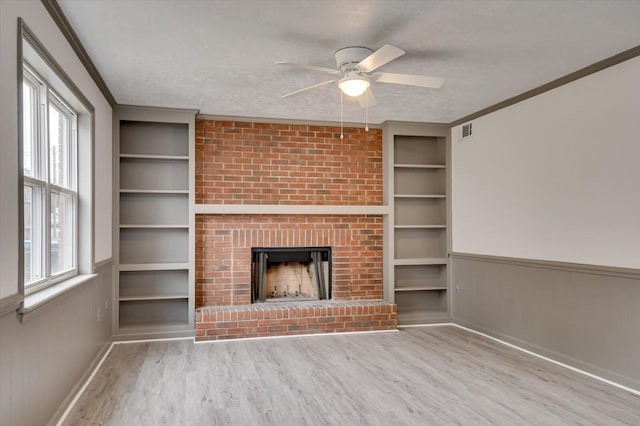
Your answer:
22,64 -> 78,293
18,19 -> 95,306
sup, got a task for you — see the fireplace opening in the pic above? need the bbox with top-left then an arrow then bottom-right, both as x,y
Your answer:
251,247 -> 331,303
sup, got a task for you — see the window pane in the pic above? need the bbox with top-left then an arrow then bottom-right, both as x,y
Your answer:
51,191 -> 75,275
24,185 -> 44,284
49,103 -> 72,189
22,82 -> 37,178
22,64 -> 80,289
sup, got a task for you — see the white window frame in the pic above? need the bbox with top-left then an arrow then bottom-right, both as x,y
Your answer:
22,63 -> 79,295
17,19 -> 96,313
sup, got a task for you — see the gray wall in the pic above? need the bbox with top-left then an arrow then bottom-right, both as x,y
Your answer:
451,254 -> 640,390
0,264 -> 113,425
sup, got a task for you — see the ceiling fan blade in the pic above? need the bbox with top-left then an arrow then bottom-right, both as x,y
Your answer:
275,61 -> 340,74
375,72 -> 444,88
281,80 -> 336,99
357,88 -> 377,108
358,45 -> 405,73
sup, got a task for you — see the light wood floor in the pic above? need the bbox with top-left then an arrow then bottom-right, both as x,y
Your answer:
63,326 -> 640,425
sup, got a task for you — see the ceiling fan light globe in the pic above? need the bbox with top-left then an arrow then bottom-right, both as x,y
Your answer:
338,76 -> 370,97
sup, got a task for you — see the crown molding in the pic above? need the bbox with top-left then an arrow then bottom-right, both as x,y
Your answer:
450,45 -> 640,127
41,0 -> 117,107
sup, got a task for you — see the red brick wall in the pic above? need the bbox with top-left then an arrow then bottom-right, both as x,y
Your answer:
195,120 -> 382,205
195,215 -> 383,308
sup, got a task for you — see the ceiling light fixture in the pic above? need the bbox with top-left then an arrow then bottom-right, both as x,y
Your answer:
338,71 -> 370,97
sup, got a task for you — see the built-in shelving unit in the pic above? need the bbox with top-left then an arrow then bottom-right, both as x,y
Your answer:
384,123 -> 450,325
115,107 -> 196,339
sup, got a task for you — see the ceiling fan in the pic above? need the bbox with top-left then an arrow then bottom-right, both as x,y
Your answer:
276,45 -> 444,107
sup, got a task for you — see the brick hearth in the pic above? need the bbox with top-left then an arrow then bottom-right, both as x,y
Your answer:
195,300 -> 396,341
194,120 -> 396,340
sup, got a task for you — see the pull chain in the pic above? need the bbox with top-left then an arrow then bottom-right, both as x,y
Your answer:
365,89 -> 369,132
340,91 -> 344,139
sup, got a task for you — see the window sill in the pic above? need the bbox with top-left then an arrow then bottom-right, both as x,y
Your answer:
20,273 -> 97,322
0,293 -> 23,317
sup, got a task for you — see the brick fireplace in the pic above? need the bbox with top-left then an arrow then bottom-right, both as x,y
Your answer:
194,119 -> 396,341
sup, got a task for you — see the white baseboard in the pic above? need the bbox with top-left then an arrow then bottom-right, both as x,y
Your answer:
51,340 -> 113,426
451,323 -> 640,396
396,322 -> 454,329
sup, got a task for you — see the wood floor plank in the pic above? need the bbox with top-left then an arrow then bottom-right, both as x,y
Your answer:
62,326 -> 640,425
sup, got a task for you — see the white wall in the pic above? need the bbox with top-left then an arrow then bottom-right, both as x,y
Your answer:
0,0 -> 112,299
451,56 -> 640,269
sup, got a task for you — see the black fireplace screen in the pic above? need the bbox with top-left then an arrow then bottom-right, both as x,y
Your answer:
251,247 -> 331,303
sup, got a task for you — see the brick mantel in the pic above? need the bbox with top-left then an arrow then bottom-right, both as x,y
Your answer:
194,204 -> 389,215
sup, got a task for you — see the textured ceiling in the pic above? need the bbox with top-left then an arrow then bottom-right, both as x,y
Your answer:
58,0 -> 640,124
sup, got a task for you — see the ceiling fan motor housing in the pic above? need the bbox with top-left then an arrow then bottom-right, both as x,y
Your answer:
335,46 -> 373,72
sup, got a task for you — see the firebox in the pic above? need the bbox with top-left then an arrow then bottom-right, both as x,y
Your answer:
251,247 -> 331,303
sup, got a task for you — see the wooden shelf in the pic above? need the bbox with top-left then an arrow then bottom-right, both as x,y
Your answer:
120,192 -> 188,226
117,116 -> 193,340
392,131 -> 449,322
394,197 -> 446,227
394,163 -> 445,169
394,225 -> 446,229
120,269 -> 188,301
394,258 -> 448,266
394,167 -> 445,196
119,228 -> 187,264
119,224 -> 188,229
395,264 -> 447,291
118,298 -> 190,334
119,120 -> 189,157
120,155 -> 188,191
394,135 -> 446,164
120,189 -> 189,194
119,262 -> 189,272
394,194 -> 446,199
119,295 -> 188,302
395,286 -> 448,292
120,153 -> 188,161
395,227 -> 446,259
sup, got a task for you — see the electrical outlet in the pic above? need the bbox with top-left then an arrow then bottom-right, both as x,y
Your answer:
104,301 -> 109,310
455,286 -> 460,294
